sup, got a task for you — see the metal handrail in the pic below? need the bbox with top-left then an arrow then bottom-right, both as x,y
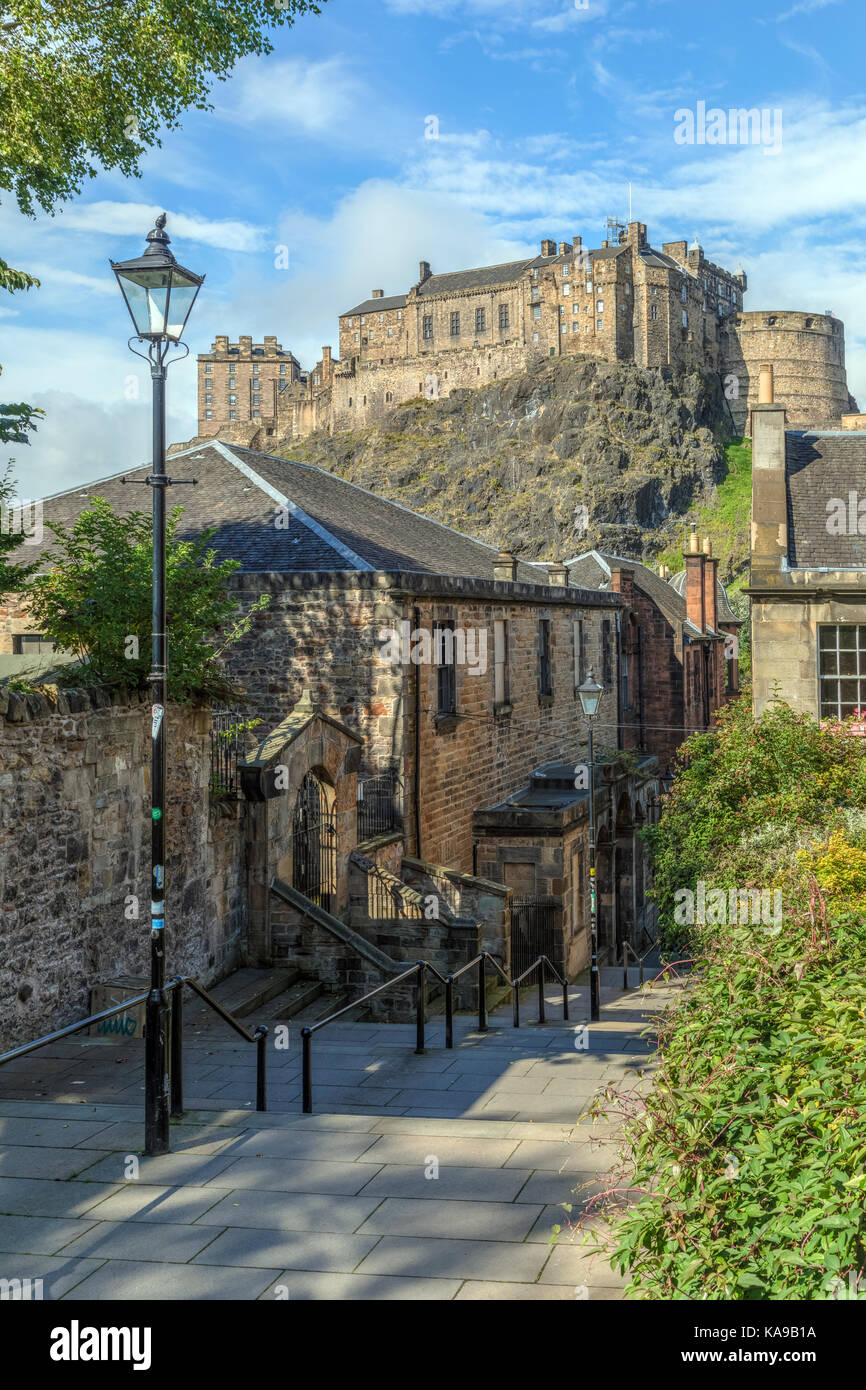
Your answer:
0,991 -> 150,1067
301,950 -> 570,1114
0,975 -> 269,1129
621,938 -> 659,989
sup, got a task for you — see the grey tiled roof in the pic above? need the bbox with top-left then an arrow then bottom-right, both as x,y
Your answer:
565,549 -> 687,628
341,294 -> 408,317
416,257 -> 548,297
668,567 -> 740,623
786,431 -> 866,569
24,441 -> 554,584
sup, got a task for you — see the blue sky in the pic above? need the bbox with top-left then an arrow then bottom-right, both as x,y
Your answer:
2,0 -> 865,498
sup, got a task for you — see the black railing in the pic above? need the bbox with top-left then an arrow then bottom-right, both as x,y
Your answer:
511,896 -> 563,979
210,710 -> 244,798
0,975 -> 268,1138
300,950 -> 568,1113
357,769 -> 403,840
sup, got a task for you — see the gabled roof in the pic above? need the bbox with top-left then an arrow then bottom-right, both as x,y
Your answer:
667,567 -> 741,623
416,256 -> 552,297
786,430 -> 866,569
25,441 -> 556,584
564,549 -> 686,628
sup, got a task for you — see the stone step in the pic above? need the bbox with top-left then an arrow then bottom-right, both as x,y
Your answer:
291,992 -> 353,1026
252,978 -> 325,1024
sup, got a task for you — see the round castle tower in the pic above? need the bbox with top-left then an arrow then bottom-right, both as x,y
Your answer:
719,309 -> 856,434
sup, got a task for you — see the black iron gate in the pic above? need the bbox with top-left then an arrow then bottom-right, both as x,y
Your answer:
510,897 -> 564,978
291,773 -> 336,910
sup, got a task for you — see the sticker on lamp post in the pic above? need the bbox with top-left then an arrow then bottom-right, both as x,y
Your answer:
151,703 -> 164,739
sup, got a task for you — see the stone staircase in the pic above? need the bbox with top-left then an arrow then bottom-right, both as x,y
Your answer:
183,966 -> 352,1036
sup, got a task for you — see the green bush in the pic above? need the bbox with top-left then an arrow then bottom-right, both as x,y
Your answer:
23,497 -> 268,702
592,697 -> 866,1299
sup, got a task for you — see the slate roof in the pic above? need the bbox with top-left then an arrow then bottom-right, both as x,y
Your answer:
25,441 -> 555,584
667,567 -> 740,623
564,549 -> 687,629
786,431 -> 866,569
342,294 -> 408,318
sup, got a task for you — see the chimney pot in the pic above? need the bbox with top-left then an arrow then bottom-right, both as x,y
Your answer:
702,536 -> 712,556
758,362 -> 775,405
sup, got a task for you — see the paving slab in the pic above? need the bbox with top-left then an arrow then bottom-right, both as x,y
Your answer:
0,1177 -> 123,1218
455,1280 -> 579,1300
57,1217 -> 223,1264
0,1214 -> 100,1255
0,1116 -> 115,1148
78,1151 -> 240,1187
203,1156 -> 384,1195
219,1129 -> 381,1162
354,1164 -> 533,1203
0,1146 -> 111,1181
83,1184 -> 228,1225
259,1270 -> 461,1300
356,1235 -> 549,1283
64,1259 -> 275,1301
356,1197 -> 543,1241
0,1254 -> 108,1300
193,1189 -> 383,1233
191,1226 -> 379,1272
355,1134 -> 520,1168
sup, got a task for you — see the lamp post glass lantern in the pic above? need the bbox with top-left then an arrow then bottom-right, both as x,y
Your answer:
111,214 -> 203,1157
578,667 -> 605,1022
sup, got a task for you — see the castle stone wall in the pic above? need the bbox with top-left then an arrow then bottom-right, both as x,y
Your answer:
720,311 -> 854,433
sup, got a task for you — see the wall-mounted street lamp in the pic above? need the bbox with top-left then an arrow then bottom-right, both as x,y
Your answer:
578,667 -> 605,1022
111,215 -> 204,1157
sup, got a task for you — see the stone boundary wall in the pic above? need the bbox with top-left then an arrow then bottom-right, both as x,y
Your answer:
0,685 -> 245,1047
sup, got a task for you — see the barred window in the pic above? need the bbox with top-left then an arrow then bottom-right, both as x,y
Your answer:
819,625 -> 866,719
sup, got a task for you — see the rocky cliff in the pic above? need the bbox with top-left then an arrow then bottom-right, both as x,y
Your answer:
198,356 -> 744,575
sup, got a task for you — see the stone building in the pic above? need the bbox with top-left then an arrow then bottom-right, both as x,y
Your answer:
197,335 -> 302,433
4,441 -> 663,1012
748,365 -> 866,722
195,219 -> 856,442
561,546 -> 741,773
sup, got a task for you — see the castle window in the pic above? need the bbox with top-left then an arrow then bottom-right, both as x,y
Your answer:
252,394 -> 260,405
423,314 -> 433,340
205,393 -> 212,404
229,394 -> 237,404
573,303 -> 579,314
533,306 -> 541,319
585,281 -> 592,293
532,268 -> 539,279
228,377 -> 236,388
397,310 -> 403,319
561,322 -> 567,332
596,300 -> 604,313
596,319 -> 603,330
681,282 -> 688,303
476,308 -> 486,333
450,311 -> 460,336
573,322 -> 580,332
563,284 -> 571,296
253,410 -> 260,418
388,327 -> 393,337
532,332 -> 539,342
435,621 -> 457,716
625,283 -> 630,295
499,304 -> 509,330
280,364 -> 286,374
650,304 -> 658,320
361,316 -> 366,324
538,619 -> 553,700
354,332 -> 359,342
229,410 -> 236,420
205,409 -> 212,419
204,363 -> 211,374
682,310 -> 688,327
379,313 -> 384,322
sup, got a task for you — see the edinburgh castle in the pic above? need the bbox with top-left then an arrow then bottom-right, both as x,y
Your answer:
195,219 -> 858,446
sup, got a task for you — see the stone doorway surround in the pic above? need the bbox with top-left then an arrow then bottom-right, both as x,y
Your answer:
239,691 -> 363,964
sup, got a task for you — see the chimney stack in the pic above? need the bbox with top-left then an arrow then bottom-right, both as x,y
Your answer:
702,542 -> 718,631
372,289 -> 384,299
684,526 -> 706,632
493,550 -> 518,582
541,239 -> 556,257
418,261 -> 431,284
548,560 -> 568,586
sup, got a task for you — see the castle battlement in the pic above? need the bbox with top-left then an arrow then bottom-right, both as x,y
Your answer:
196,221 -> 856,441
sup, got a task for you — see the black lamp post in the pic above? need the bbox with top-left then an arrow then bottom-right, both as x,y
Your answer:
111,215 -> 203,1156
578,667 -> 605,1022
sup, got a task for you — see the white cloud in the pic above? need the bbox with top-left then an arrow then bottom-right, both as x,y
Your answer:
57,201 -> 266,253
217,56 -> 366,135
775,0 -> 842,21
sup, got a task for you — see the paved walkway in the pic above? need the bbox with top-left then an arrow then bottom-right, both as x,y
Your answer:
0,969 -> 681,1301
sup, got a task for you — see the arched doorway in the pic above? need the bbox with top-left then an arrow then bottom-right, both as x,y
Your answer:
291,772 -> 336,910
